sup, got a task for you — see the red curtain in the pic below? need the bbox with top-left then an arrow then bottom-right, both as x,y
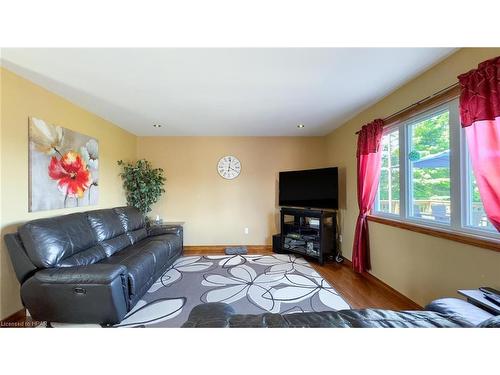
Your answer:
352,119 -> 384,273
458,56 -> 500,231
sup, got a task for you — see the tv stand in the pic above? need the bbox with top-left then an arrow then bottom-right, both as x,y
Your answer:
279,207 -> 337,265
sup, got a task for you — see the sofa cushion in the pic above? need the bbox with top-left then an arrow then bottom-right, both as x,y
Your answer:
130,238 -> 173,274
145,234 -> 182,258
19,213 -> 98,268
114,206 -> 148,244
57,245 -> 107,267
87,209 -> 131,256
114,206 -> 145,232
126,228 -> 148,245
101,239 -> 171,296
101,245 -> 155,297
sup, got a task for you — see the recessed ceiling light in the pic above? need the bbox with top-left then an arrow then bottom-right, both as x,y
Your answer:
297,123 -> 305,128
153,124 -> 162,128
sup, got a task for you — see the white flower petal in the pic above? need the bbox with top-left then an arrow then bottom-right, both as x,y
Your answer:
86,139 -> 98,158
147,281 -> 164,293
203,284 -> 248,304
115,298 -> 185,327
318,289 -> 351,311
254,272 -> 286,285
294,264 -> 320,277
272,285 -> 318,302
80,146 -> 90,162
267,263 -> 294,275
30,117 -> 64,154
229,264 -> 256,282
177,262 -> 213,272
294,257 -> 309,265
88,159 -> 98,170
173,256 -> 201,267
248,285 -> 280,312
220,255 -> 245,267
250,255 -> 284,266
283,274 -> 319,288
276,254 -> 295,262
161,268 -> 182,286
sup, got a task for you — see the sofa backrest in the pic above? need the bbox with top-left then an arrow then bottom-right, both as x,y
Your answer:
114,206 -> 148,244
19,212 -> 99,268
87,209 -> 132,257
16,206 -> 146,269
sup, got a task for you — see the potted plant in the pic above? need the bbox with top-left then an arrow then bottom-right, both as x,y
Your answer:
117,159 -> 166,217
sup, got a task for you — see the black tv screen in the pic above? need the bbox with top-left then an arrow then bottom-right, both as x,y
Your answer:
279,167 -> 338,209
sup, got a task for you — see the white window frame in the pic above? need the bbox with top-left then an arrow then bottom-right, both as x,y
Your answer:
373,126 -> 400,218
372,98 -> 500,241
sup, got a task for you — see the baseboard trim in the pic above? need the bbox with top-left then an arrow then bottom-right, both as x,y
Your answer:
184,245 -> 272,255
342,257 -> 422,310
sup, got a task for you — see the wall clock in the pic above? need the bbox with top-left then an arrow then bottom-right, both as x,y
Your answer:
217,155 -> 241,180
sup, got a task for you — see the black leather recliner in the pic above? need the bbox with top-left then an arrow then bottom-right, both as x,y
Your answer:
4,206 -> 183,325
182,299 -> 500,328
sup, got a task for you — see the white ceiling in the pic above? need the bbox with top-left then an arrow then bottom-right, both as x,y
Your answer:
1,48 -> 455,136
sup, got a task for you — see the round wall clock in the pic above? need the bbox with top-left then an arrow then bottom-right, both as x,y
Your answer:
217,155 -> 241,180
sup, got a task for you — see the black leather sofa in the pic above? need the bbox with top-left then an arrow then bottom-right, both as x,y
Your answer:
4,206 -> 183,325
182,299 -> 500,328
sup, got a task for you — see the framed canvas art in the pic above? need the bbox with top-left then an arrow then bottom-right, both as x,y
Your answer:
29,117 -> 99,212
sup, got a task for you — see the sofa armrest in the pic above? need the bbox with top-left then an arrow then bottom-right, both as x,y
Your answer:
147,224 -> 183,238
33,263 -> 127,284
21,264 -> 129,324
425,298 -> 493,327
3,233 -> 37,284
182,302 -> 236,327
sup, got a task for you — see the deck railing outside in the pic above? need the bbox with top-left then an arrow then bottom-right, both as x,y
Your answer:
377,200 -> 493,229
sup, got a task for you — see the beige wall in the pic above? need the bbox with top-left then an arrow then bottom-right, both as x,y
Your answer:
0,68 -> 137,319
137,137 -> 328,245
326,48 -> 500,306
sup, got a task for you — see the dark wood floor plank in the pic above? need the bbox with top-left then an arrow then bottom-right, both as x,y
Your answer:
310,260 -> 421,310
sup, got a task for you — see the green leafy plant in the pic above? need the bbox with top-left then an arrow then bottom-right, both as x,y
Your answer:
117,159 -> 166,214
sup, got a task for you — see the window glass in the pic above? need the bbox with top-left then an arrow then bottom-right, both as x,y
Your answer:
467,161 -> 496,231
408,111 -> 451,223
375,130 -> 399,214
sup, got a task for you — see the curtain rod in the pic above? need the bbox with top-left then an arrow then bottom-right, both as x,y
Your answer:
354,82 -> 460,135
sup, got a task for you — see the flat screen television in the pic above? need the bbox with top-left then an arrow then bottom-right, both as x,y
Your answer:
279,167 -> 338,209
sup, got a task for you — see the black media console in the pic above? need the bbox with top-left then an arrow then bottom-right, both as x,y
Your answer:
278,207 -> 337,265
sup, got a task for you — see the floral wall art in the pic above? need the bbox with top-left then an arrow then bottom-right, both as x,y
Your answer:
29,117 -> 99,212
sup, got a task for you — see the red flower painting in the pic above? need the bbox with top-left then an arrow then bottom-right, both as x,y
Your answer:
48,151 -> 92,199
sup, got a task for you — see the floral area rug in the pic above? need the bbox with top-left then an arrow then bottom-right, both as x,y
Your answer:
43,254 -> 351,328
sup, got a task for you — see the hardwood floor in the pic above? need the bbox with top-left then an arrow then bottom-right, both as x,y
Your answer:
310,259 -> 421,310
3,248 -> 420,327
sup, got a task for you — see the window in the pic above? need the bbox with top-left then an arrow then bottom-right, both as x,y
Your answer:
375,129 -> 399,215
408,109 -> 450,223
373,98 -> 498,240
